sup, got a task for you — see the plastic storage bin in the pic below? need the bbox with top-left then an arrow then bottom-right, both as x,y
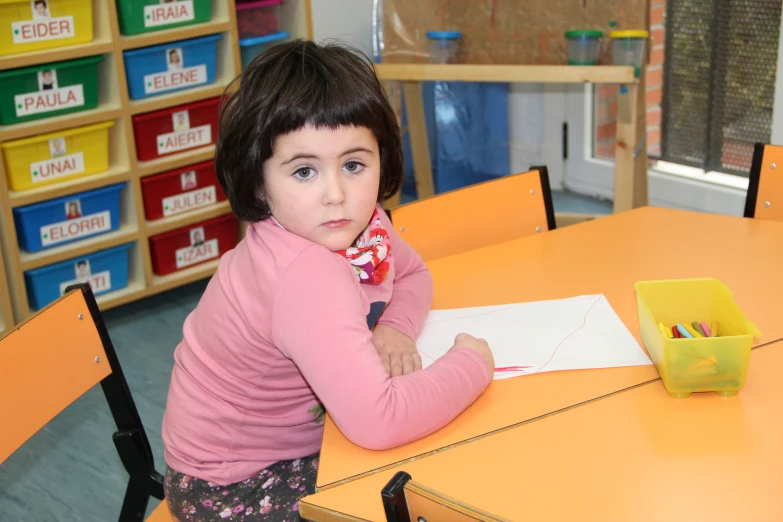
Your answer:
635,277 -> 761,398
0,0 -> 94,56
236,0 -> 283,39
610,30 -> 649,77
426,31 -> 461,64
24,242 -> 132,310
131,97 -> 220,162
239,31 -> 288,69
13,183 -> 125,253
0,55 -> 102,125
149,214 -> 238,276
115,0 -> 212,35
141,160 -> 226,221
123,34 -> 221,100
1,121 -> 113,191
565,30 -> 603,65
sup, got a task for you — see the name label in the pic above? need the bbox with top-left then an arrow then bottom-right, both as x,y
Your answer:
176,239 -> 218,269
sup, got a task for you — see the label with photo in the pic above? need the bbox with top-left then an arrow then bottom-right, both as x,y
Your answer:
156,124 -> 211,155
144,65 -> 206,95
175,238 -> 218,269
14,85 -> 84,117
143,0 -> 195,28
41,210 -> 111,247
162,186 -> 216,217
30,152 -> 85,183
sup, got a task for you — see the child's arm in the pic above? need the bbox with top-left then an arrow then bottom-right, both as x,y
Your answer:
273,245 -> 491,450
373,207 -> 433,341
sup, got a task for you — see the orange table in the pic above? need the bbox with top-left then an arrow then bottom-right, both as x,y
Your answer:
303,340 -> 783,521
316,207 -> 783,490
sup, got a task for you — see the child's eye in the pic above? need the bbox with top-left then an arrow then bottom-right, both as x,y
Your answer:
343,161 -> 365,174
293,167 -> 316,181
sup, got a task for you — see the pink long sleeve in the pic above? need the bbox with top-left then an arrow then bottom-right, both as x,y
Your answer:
273,245 -> 491,450
374,209 -> 433,340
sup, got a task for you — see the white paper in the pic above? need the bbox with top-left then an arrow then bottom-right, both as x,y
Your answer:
416,294 -> 652,380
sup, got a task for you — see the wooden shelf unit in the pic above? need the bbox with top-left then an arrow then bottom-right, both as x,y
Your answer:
0,0 -> 313,325
0,238 -> 13,335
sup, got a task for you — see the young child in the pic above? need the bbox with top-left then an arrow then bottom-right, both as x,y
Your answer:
162,40 -> 495,521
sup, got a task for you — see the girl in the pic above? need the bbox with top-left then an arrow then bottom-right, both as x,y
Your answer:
162,40 -> 495,521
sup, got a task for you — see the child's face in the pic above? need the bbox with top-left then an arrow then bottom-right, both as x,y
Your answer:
263,124 -> 381,252
35,2 -> 46,15
42,71 -> 52,83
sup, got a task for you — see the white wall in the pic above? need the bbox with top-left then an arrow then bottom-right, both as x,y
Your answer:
310,0 -> 373,58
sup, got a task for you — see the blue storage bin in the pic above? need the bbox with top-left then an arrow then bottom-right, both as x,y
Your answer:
24,243 -> 133,311
239,31 -> 288,69
13,183 -> 125,253
123,34 -> 222,100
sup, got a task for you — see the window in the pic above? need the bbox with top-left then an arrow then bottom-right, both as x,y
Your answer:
593,0 -> 782,176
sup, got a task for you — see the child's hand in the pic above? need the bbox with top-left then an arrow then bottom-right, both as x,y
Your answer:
449,333 -> 494,381
372,324 -> 422,377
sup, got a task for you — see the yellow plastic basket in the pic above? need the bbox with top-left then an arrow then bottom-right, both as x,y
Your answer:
635,278 -> 760,398
1,120 -> 113,191
0,0 -> 94,56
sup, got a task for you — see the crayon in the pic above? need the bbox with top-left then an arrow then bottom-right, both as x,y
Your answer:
672,325 -> 681,338
677,324 -> 693,338
684,323 -> 702,338
693,322 -> 706,337
659,322 -> 673,338
700,321 -> 711,337
711,321 -> 719,337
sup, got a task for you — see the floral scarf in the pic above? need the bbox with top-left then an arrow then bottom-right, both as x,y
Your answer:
337,208 -> 391,285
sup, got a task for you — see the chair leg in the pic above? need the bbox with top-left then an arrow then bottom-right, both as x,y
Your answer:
118,477 -> 152,522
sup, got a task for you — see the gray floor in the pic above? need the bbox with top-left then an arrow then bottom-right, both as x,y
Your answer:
0,190 -> 610,522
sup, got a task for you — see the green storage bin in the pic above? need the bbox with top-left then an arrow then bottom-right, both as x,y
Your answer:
116,0 -> 212,35
0,55 -> 102,126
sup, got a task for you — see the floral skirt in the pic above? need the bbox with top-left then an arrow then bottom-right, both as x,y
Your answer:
164,454 -> 319,522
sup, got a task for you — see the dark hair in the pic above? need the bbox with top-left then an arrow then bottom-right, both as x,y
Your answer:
215,40 -> 403,222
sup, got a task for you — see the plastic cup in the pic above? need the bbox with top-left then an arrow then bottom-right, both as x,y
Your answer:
426,31 -> 461,64
565,30 -> 603,65
610,30 -> 649,76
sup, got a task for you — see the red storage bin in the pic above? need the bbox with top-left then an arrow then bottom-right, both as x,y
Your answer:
149,214 -> 238,276
131,97 -> 220,162
141,160 -> 227,221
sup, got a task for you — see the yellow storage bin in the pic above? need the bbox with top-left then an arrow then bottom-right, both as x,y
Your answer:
635,278 -> 760,398
1,120 -> 113,191
0,0 -> 94,56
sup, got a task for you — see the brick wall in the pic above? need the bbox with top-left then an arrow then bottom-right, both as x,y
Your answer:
595,0 -> 666,159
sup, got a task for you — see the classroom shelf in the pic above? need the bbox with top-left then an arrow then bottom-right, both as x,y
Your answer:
120,21 -> 233,51
152,258 -> 220,292
136,145 -> 217,178
146,201 -> 232,236
0,239 -> 13,335
8,166 -> 132,208
0,0 -> 313,323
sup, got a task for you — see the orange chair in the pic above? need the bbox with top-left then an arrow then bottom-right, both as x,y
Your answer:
744,143 -> 783,222
382,471 -> 510,522
0,283 -> 171,522
387,167 -> 556,261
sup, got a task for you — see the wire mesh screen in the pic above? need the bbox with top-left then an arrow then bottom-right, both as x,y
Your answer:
662,0 -> 781,175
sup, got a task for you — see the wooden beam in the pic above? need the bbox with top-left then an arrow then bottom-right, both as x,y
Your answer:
402,82 -> 435,199
376,64 -> 637,84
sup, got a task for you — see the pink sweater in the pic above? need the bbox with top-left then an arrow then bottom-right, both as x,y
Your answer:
162,207 -> 491,485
